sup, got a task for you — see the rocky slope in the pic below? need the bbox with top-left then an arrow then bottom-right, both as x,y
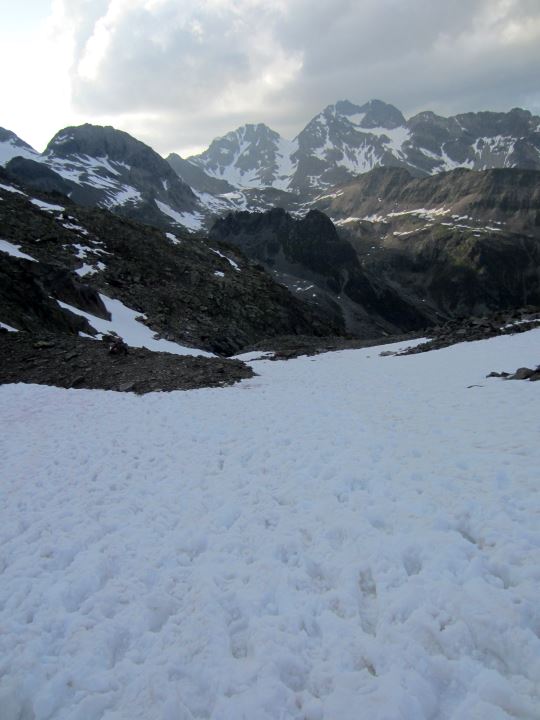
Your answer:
210,208 -> 431,337
313,165 -> 540,236
0,171 -> 341,358
3,98 -> 540,234
210,168 -> 540,335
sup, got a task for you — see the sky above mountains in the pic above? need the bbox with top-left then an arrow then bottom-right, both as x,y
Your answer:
1,0 -> 540,157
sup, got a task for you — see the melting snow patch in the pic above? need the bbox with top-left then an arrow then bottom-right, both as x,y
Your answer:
75,261 -> 106,277
62,221 -> 89,235
56,294 -> 214,357
110,185 -> 142,206
314,190 -> 345,202
0,320 -> 18,332
211,248 -> 241,271
71,244 -> 91,259
214,271 -> 225,278
0,182 -> 26,195
0,239 -> 37,262
387,207 -> 449,220
31,198 -> 65,213
362,213 -> 385,222
155,200 -> 204,231
166,232 -> 181,245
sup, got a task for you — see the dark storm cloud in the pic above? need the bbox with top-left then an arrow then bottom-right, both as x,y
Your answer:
60,0 -> 540,155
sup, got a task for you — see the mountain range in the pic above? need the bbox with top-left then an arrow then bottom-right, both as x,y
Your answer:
1,99 -> 540,351
177,99 -> 540,199
2,99 -> 540,233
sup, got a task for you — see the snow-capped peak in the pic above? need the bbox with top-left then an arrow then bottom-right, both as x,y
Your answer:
188,123 -> 298,191
0,127 -> 40,166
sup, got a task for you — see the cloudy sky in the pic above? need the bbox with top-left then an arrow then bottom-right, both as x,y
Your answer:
1,0 -> 540,157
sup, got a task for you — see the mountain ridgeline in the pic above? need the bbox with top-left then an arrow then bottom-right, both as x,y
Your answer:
3,99 -> 540,231
1,98 -> 540,354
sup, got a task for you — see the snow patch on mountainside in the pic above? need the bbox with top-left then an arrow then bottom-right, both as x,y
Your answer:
0,239 -> 38,262
0,138 -> 40,166
273,137 -> 298,190
155,200 -> 204,231
0,182 -> 26,196
0,320 -> 19,332
337,142 -> 382,173
364,125 -> 411,155
30,198 -> 65,213
57,294 -> 213,356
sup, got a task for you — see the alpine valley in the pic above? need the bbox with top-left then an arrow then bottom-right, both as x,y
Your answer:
2,100 -> 540,720
1,99 -> 540,376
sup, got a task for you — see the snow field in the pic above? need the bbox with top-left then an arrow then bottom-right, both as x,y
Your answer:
1,331 -> 540,719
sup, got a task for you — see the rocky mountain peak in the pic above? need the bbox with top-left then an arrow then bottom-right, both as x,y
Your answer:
19,123 -> 201,231
188,122 -> 295,191
45,123 -> 173,177
342,99 -> 406,129
0,127 -> 40,166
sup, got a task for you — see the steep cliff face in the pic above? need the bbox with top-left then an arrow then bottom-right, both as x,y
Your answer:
210,208 -> 431,337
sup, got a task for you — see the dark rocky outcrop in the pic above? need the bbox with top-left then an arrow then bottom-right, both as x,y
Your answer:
0,254 -> 100,336
0,332 -> 254,393
398,307 -> 540,355
210,195 -> 540,338
5,157 -> 72,197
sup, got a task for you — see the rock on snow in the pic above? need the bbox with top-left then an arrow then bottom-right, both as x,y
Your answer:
1,331 -> 539,720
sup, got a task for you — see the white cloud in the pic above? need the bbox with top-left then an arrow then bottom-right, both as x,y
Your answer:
2,0 -> 540,156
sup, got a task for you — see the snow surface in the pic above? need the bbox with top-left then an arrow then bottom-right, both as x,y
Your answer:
30,198 -> 65,213
62,221 -> 89,236
155,200 -> 205,232
0,182 -> 26,196
166,232 -> 181,245
211,248 -> 241,271
0,239 -> 37,262
0,138 -> 39,166
1,331 -> 540,719
0,320 -> 18,332
273,137 -> 298,191
75,261 -> 106,278
57,294 -> 214,357
107,185 -> 142,207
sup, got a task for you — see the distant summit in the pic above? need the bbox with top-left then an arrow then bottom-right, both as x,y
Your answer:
2,98 -> 540,233
0,127 -> 39,165
3,123 -> 202,231
177,99 -> 540,197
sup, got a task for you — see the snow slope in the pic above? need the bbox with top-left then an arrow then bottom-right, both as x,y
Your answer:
57,294 -> 214,357
1,331 -> 539,720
